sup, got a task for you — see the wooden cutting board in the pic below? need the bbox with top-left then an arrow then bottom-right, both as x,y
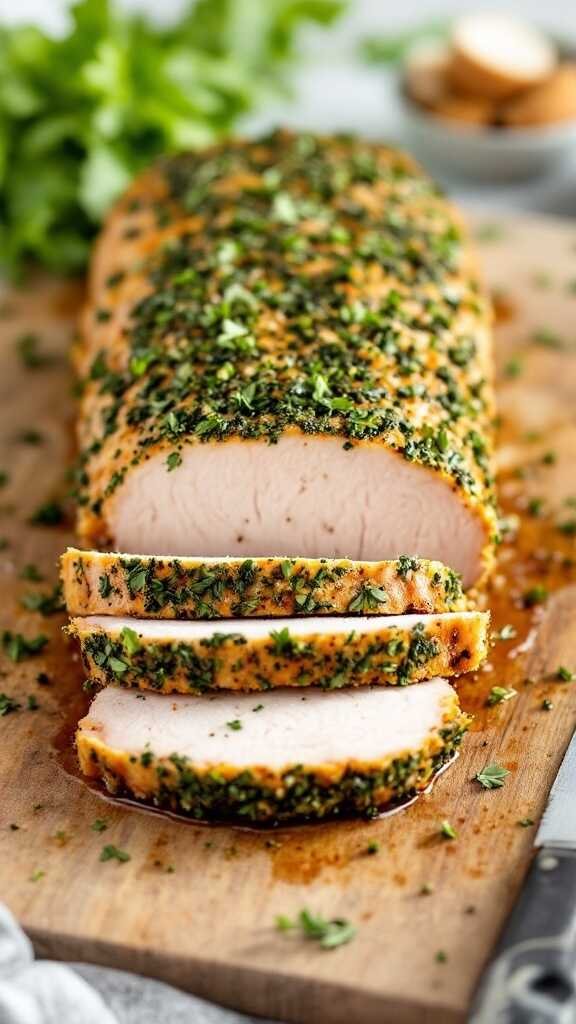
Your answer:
1,211 -> 576,1024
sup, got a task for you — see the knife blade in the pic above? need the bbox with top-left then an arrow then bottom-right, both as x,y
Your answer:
470,728 -> 576,1024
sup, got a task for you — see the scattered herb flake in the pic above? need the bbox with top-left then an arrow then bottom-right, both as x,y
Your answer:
522,585 -> 549,608
557,666 -> 574,682
29,500 -> 64,526
440,820 -> 457,840
487,686 -> 517,706
0,693 -> 21,716
20,564 -> 44,581
475,763 -> 510,789
1,631 -> 48,662
100,844 -> 130,864
91,819 -> 109,833
276,908 -> 356,950
226,719 -> 242,731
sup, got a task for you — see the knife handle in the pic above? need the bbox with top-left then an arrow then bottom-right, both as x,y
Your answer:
470,847 -> 576,1024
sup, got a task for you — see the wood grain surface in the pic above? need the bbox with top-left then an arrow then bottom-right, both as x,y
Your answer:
0,212 -> 576,1024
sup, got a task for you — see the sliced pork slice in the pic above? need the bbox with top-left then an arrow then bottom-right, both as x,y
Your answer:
61,547 -> 467,619
70,610 -> 488,694
75,132 -> 496,589
77,678 -> 470,824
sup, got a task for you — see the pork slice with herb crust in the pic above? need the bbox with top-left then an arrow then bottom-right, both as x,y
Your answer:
69,610 -> 488,694
61,548 -> 467,619
76,678 -> 470,824
75,131 -> 496,588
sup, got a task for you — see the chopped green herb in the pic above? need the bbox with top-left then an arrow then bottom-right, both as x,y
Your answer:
29,869 -> 45,882
91,819 -> 109,833
522,585 -> 549,608
435,950 -> 447,964
503,358 -> 523,379
475,763 -> 510,789
16,333 -> 52,369
518,818 -> 534,828
365,841 -> 380,855
20,564 -> 43,581
0,693 -> 21,716
100,844 -> 130,864
532,328 -> 564,350
542,451 -> 557,466
29,500 -> 64,526
20,584 -> 64,616
527,498 -> 544,517
1,631 -> 48,662
557,666 -> 574,682
487,686 -> 517,706
120,626 -> 140,656
15,428 -> 44,445
252,704 -> 264,712
166,451 -> 182,472
27,695 -> 39,711
226,719 -> 242,731
0,471 -> 9,489
557,519 -> 576,536
440,820 -> 457,840
276,908 -> 356,949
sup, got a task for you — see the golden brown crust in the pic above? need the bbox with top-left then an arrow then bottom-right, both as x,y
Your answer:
61,547 -> 468,618
76,689 -> 470,822
69,611 -> 488,694
75,132 -> 496,582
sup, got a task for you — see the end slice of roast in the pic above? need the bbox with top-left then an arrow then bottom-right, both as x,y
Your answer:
61,547 -> 466,619
77,678 -> 470,824
69,610 -> 488,694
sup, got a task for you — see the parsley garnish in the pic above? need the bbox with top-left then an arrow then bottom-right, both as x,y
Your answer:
100,844 -> 131,863
20,564 -> 43,581
226,719 -> 242,731
29,500 -> 64,526
20,584 -> 64,616
557,666 -> 574,682
475,763 -> 510,789
16,333 -> 52,369
440,820 -> 457,839
91,819 -> 109,833
1,631 -> 48,662
120,626 -> 140,656
0,693 -> 21,716
522,585 -> 548,608
276,908 -> 356,950
486,686 -> 516,706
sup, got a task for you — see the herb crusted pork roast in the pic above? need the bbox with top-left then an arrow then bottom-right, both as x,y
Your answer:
74,131 -> 496,590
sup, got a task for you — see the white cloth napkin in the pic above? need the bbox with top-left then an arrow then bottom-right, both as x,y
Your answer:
0,905 -> 268,1024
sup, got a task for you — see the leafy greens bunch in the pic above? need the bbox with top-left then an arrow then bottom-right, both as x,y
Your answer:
0,0 -> 343,277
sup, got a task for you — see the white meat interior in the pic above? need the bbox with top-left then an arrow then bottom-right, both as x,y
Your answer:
80,677 -> 456,768
108,437 -> 485,588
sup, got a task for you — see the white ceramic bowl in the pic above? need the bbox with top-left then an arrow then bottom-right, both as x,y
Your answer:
400,92 -> 576,182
